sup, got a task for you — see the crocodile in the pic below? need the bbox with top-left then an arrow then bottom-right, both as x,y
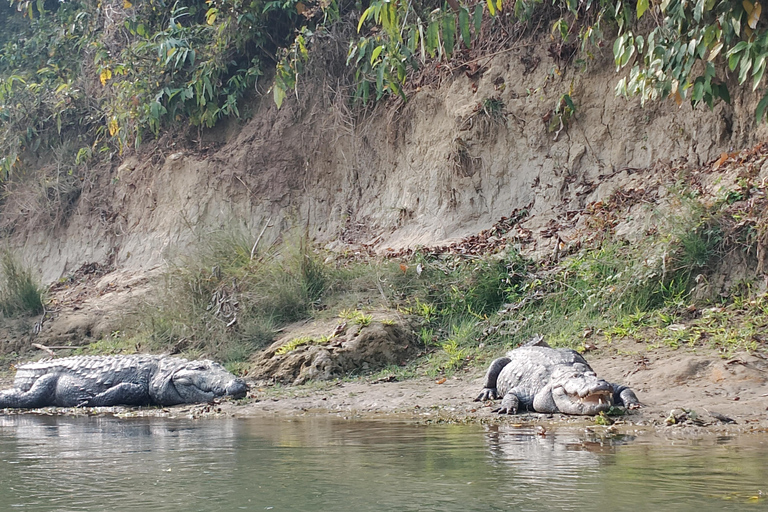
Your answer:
0,355 -> 248,408
475,339 -> 640,415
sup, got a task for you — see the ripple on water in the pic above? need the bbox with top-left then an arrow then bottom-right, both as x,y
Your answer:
1,416 -> 767,512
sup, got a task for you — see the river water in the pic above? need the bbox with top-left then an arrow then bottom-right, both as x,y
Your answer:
0,414 -> 766,511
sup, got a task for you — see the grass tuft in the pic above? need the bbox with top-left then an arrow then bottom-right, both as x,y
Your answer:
122,228 -> 329,364
0,251 -> 45,317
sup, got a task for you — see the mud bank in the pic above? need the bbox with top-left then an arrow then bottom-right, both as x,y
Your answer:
3,345 -> 767,436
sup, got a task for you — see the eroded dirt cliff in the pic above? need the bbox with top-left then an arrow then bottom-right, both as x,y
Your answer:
6,32 -> 766,286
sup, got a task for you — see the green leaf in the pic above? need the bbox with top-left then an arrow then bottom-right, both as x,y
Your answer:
613,34 -> 625,68
486,0 -> 496,17
756,90 -> 768,122
739,53 -> 753,84
426,20 -> 440,58
442,14 -> 455,58
473,4 -> 483,36
459,7 -> 471,48
754,56 -> 767,90
274,83 -> 286,108
717,83 -> 731,103
371,44 -> 384,65
708,42 -> 724,62
726,41 -> 748,70
376,61 -> 385,99
637,0 -> 649,18
692,79 -> 704,102
358,6 -> 375,32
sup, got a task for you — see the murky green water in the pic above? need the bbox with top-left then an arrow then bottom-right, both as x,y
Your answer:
0,414 -> 766,511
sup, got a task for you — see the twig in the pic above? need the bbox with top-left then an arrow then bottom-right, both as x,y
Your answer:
250,217 -> 272,261
31,343 -> 59,356
33,305 -> 46,335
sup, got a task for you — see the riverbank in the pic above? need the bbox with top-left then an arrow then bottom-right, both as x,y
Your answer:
230,343 -> 768,434
3,342 -> 767,435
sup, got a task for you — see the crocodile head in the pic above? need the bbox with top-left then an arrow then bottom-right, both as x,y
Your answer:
152,359 -> 248,405
539,362 -> 615,415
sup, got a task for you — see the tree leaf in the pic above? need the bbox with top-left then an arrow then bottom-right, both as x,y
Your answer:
459,7 -> 471,48
442,13 -> 455,58
637,0 -> 649,18
756,90 -> 768,122
426,20 -> 440,58
708,41 -> 723,61
357,6 -> 375,33
486,0 -> 496,17
376,60 -> 385,99
473,4 -> 483,37
371,44 -> 384,65
739,53 -> 753,84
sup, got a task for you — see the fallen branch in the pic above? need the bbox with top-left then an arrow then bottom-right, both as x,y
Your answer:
31,343 -> 76,356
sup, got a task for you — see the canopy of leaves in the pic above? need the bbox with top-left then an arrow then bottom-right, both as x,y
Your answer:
0,0 -> 317,177
2,0 -> 768,182
348,0 -> 768,120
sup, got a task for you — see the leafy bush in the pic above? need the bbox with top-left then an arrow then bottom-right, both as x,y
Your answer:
0,0 -> 316,174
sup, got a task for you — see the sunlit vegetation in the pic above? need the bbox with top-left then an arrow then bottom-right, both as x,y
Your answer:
3,0 -> 768,183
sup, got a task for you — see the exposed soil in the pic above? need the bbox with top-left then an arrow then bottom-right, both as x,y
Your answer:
4,29 -> 768,438
4,341 -> 767,436
225,341 -> 768,434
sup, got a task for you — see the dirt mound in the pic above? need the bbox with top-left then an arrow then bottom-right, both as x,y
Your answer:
251,315 -> 419,385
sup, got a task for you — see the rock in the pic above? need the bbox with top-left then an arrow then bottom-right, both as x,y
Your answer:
251,319 -> 418,385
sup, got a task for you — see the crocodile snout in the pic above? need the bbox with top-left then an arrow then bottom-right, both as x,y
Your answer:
227,378 -> 248,399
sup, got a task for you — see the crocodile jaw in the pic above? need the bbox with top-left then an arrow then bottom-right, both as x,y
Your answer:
550,371 -> 615,415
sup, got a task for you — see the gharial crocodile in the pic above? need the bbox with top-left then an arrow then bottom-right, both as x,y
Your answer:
475,338 -> 640,415
0,355 -> 248,408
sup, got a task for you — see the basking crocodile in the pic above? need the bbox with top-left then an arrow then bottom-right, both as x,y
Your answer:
475,339 -> 639,415
0,355 -> 248,408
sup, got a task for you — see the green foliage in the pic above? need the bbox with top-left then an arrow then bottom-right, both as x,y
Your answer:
125,229 -> 329,363
0,0 -> 314,173
275,332 -> 336,355
0,1 -> 94,178
275,335 -> 314,355
0,250 -> 45,317
339,308 -> 373,326
613,0 -> 765,119
347,0 -> 484,103
483,206 -> 727,350
97,0 -> 303,149
344,0 -> 768,120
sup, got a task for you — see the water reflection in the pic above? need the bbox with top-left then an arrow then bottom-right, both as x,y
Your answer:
0,414 -> 766,512
0,415 -> 244,511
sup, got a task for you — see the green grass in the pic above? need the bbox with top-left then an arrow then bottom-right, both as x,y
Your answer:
120,228 -> 329,365
0,251 -> 45,318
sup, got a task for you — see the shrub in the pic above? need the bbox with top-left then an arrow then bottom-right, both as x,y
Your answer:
128,228 -> 329,363
0,251 -> 45,317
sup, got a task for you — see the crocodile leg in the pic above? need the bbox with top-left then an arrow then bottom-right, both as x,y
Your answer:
83,383 -> 151,407
494,391 -> 520,415
475,357 -> 511,402
612,384 -> 641,409
0,374 -> 59,408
